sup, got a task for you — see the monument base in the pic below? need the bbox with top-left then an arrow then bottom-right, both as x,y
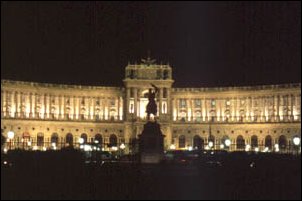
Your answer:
140,152 -> 164,164
138,121 -> 165,164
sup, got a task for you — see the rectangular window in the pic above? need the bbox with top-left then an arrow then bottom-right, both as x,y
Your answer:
195,99 -> 201,107
179,99 -> 186,108
211,99 -> 216,107
110,99 -> 115,106
129,100 -> 134,113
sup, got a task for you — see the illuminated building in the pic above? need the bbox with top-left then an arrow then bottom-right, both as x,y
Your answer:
1,58 -> 301,153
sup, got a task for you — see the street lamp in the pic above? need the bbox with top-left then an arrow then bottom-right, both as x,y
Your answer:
225,139 -> 231,147
293,136 -> 301,154
245,144 -> 251,152
79,138 -> 84,144
7,131 -> 14,150
169,144 -> 176,150
120,143 -> 126,150
120,143 -> 126,156
293,137 -> 300,146
208,141 -> 214,149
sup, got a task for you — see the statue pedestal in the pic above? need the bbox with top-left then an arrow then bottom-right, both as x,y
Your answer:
138,121 -> 165,164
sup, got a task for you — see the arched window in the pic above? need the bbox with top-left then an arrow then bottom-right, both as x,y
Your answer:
81,133 -> 88,144
236,135 -> 245,150
51,133 -> 59,145
179,135 -> 186,148
37,133 -> 44,147
251,135 -> 258,148
193,135 -> 204,150
265,135 -> 272,149
94,134 -> 103,146
109,134 -> 118,147
66,133 -> 73,147
278,135 -> 287,151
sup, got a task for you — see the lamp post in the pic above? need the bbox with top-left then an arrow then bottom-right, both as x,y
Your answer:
293,136 -> 301,155
225,139 -> 231,151
120,143 -> 126,156
7,131 -> 14,150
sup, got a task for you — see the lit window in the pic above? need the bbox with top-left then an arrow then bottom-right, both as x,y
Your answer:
129,100 -> 134,113
179,99 -> 186,107
211,100 -> 216,107
195,99 -> 201,107
110,100 -> 115,106
226,100 -> 230,106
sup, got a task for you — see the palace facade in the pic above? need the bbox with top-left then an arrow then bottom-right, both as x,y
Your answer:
1,60 -> 301,153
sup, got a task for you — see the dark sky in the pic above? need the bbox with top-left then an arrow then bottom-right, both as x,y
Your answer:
1,1 -> 301,87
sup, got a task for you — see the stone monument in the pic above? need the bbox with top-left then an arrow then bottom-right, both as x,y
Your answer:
138,84 -> 165,164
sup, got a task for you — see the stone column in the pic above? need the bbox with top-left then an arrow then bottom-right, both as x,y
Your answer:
1,90 -> 4,117
16,92 -> 21,117
48,94 -> 52,119
205,98 -> 208,122
11,91 -> 15,117
32,93 -> 37,118
93,97 -> 97,120
172,98 -> 176,121
159,88 -> 163,115
290,94 -> 294,120
176,99 -> 179,121
125,88 -> 130,120
219,99 -> 222,122
42,93 -> 46,118
186,99 -> 189,121
167,88 -> 171,116
57,95 -> 60,119
117,96 -> 120,120
137,90 -> 140,118
276,95 -> 280,121
72,96 -> 76,119
246,97 -> 250,121
201,98 -> 205,121
236,97 -> 239,122
103,97 -> 106,120
191,99 -> 194,121
133,88 -> 137,117
25,93 -> 30,118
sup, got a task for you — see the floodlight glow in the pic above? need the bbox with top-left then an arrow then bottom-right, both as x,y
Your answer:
293,137 -> 301,146
7,131 -> 14,139
170,144 -> 176,150
111,146 -> 118,151
120,143 -> 126,150
245,144 -> 251,151
79,138 -> 84,144
225,139 -> 231,147
84,145 -> 92,151
208,141 -> 214,148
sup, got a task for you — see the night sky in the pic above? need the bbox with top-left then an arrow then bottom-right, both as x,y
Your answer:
1,1 -> 301,87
